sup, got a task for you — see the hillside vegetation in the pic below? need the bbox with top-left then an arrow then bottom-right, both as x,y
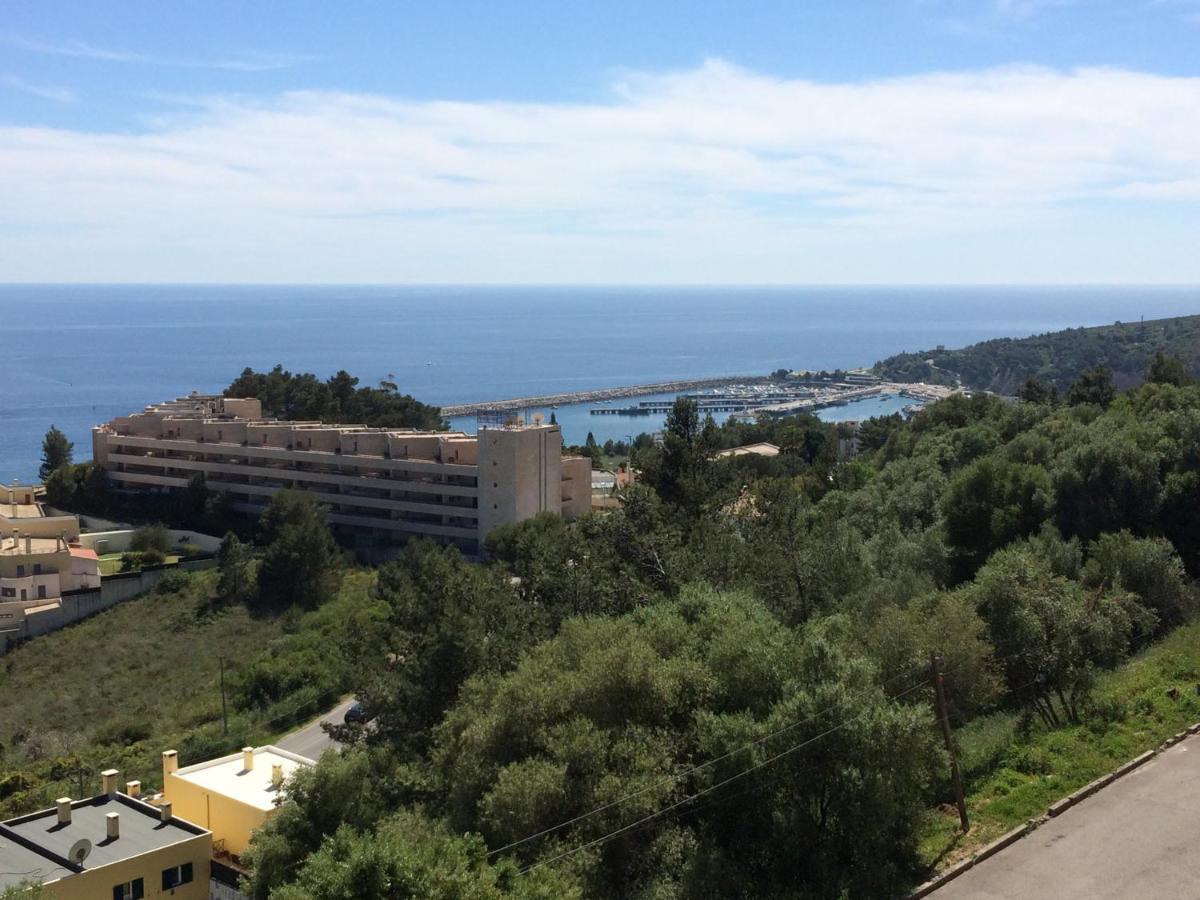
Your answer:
0,569 -> 378,820
232,363 -> 1200,899
10,357 -> 1200,899
874,312 -> 1200,393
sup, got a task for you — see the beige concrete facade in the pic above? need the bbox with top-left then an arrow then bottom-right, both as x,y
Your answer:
0,484 -> 100,644
93,394 -> 589,556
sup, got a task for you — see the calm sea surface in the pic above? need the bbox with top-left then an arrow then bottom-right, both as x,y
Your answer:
2,285 -> 1196,482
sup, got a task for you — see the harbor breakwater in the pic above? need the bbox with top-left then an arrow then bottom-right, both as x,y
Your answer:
440,375 -> 771,416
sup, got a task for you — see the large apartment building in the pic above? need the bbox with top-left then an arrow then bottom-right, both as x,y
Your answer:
92,395 -> 592,556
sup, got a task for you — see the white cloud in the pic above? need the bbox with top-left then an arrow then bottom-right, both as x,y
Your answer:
1,60 -> 1198,282
0,73 -> 74,102
0,33 -> 306,71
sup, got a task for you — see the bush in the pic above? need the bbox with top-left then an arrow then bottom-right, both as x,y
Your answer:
130,524 -> 170,554
155,571 -> 192,595
93,718 -> 152,747
957,711 -> 1020,783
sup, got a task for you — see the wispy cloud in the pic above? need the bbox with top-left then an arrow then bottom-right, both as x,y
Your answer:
0,73 -> 74,103
1,61 -> 1198,282
0,33 -> 306,72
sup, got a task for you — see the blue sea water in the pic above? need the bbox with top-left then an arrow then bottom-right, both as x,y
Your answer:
1,285 -> 1196,482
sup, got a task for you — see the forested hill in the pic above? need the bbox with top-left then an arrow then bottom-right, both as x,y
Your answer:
224,365 -> 444,430
873,312 -> 1200,394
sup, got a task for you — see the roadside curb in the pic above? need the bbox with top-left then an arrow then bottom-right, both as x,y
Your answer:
906,724 -> 1199,898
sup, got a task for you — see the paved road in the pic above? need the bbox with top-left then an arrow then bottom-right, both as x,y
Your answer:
936,736 -> 1200,898
275,697 -> 355,760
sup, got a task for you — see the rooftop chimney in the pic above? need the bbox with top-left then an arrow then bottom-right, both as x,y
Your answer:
101,769 -> 120,797
106,812 -> 120,840
162,749 -> 178,781
271,763 -> 284,790
56,798 -> 72,826
125,781 -> 141,798
160,801 -> 173,824
24,535 -> 31,554
242,747 -> 254,772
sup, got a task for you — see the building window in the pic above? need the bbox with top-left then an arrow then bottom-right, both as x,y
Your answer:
37,585 -> 46,599
113,878 -> 144,900
162,862 -> 194,889
15,566 -> 23,578
33,564 -> 42,575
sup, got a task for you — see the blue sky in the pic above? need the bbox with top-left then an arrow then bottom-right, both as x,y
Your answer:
2,0 -> 1200,283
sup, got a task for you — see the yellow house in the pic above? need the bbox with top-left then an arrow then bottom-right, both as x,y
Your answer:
160,746 -> 313,861
0,769 -> 210,899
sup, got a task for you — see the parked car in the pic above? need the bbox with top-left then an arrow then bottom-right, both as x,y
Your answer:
343,700 -> 371,725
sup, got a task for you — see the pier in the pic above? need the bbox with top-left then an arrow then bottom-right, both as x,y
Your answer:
440,375 -> 770,417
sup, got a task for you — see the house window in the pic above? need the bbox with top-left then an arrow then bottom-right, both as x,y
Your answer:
33,564 -> 42,575
161,862 -> 194,889
113,878 -> 144,900
15,565 -> 23,578
37,585 -> 46,600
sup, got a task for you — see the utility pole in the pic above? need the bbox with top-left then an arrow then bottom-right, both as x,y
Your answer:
931,654 -> 969,833
219,656 -> 229,735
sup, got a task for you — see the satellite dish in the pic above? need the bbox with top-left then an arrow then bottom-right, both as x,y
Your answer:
68,838 -> 92,866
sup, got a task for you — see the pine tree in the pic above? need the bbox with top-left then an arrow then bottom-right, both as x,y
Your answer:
39,425 -> 73,481
217,532 -> 256,605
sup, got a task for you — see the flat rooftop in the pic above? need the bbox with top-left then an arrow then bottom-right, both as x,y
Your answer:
0,504 -> 43,519
0,828 -> 59,890
173,746 -> 313,812
0,537 -> 62,557
0,793 -> 207,887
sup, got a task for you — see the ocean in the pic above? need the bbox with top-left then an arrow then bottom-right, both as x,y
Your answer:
2,285 -> 1196,482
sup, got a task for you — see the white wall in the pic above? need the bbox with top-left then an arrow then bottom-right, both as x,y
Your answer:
78,529 -> 223,555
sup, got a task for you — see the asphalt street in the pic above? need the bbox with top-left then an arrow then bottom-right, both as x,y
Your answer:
275,697 -> 356,760
936,735 -> 1200,899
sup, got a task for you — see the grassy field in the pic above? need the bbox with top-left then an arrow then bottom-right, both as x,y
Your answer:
919,620 -> 1200,874
96,552 -> 182,575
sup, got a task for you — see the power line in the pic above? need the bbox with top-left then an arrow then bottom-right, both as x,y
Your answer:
519,679 -> 928,875
488,661 -> 929,858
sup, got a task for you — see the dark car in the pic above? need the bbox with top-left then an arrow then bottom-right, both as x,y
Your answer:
343,700 -> 371,725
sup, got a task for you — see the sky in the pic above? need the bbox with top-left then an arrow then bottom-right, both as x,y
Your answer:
1,0 -> 1199,284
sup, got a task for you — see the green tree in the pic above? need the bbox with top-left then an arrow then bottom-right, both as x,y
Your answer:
256,490 -> 342,610
344,540 -> 540,756
434,587 -> 939,899
1067,366 -> 1116,408
942,457 -> 1053,580
1018,378 -> 1058,405
39,425 -> 73,480
181,472 -> 210,527
1052,434 -> 1162,542
966,547 -> 1150,726
638,398 -> 718,518
865,592 -> 1002,721
1082,531 -> 1195,636
241,749 -> 405,899
269,810 -> 577,900
1146,351 -> 1191,386
130,523 -> 170,554
216,532 -> 256,606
